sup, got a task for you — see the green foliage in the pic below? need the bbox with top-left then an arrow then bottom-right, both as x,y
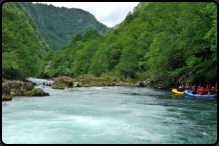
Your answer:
39,2 -> 217,85
3,2 -> 51,59
2,4 -> 43,80
20,2 -> 108,51
124,12 -> 133,25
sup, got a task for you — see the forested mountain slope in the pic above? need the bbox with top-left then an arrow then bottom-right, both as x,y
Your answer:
2,2 -> 51,80
2,2 -> 51,59
20,2 -> 108,51
37,2 -> 217,86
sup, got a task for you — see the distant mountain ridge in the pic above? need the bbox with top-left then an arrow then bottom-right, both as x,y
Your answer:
21,2 -> 109,51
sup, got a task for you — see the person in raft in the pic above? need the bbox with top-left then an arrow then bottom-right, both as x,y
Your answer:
43,82 -> 45,85
199,87 -> 205,95
210,87 -> 216,94
185,84 -> 191,90
178,85 -> 183,91
205,85 -> 211,94
188,84 -> 191,90
197,86 -> 201,93
192,86 -> 197,94
182,85 -> 185,90
185,84 -> 189,90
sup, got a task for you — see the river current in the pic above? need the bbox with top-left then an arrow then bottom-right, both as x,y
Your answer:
2,78 -> 217,144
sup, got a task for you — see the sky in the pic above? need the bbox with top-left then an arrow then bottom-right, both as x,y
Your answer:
33,2 -> 139,27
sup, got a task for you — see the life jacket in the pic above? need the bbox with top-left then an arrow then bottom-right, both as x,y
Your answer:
192,88 -> 196,93
43,82 -> 45,85
199,88 -> 205,94
211,89 -> 216,94
205,88 -> 210,92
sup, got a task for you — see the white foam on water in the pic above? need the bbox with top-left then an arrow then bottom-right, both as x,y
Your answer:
203,132 -> 208,136
93,87 -> 103,90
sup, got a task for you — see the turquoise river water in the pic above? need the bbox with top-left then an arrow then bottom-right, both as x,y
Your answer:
2,78 -> 217,144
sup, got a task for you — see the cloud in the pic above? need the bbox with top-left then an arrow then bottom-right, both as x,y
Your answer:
34,2 -> 139,27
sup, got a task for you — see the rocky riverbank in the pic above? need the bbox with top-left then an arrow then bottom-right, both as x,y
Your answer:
135,76 -> 171,89
135,71 -> 217,89
51,76 -> 136,89
2,78 -> 49,101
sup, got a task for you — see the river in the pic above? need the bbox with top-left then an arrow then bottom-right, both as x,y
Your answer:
2,78 -> 217,144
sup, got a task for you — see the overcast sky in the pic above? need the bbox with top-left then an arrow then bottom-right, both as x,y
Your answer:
33,2 -> 139,27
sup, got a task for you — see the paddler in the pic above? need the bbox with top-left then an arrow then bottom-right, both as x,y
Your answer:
205,85 -> 211,94
199,87 -> 205,95
182,85 -> 185,91
178,85 -> 183,91
210,87 -> 216,94
192,86 -> 197,94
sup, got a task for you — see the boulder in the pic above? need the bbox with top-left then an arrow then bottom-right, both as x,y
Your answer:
52,85 -> 67,89
24,88 -> 49,96
2,95 -> 12,101
73,82 -> 82,87
136,81 -> 144,87
2,80 -> 49,101
2,80 -> 34,96
53,77 -> 74,89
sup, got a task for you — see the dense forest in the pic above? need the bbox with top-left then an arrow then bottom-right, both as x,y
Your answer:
2,2 -> 51,59
38,2 -> 217,86
2,2 -> 50,80
20,2 -> 108,51
2,2 -> 217,86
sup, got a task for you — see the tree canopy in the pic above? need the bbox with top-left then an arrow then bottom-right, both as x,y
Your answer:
39,2 -> 217,85
20,2 -> 108,51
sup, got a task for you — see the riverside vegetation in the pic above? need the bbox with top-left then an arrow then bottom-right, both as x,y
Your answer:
38,2 -> 217,87
2,2 -> 217,100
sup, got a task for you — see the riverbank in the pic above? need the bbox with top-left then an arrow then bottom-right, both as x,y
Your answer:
51,76 -> 136,89
50,76 -> 174,90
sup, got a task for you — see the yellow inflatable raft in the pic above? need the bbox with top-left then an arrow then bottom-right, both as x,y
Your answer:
172,89 -> 184,94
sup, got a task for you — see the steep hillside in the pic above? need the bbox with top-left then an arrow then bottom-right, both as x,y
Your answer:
38,2 -> 217,86
2,2 -> 51,58
20,2 -> 108,51
2,2 -> 47,80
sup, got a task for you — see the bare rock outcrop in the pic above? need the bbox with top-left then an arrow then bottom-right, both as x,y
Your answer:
2,80 -> 49,101
52,77 -> 74,89
73,82 -> 82,87
136,76 -> 169,89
